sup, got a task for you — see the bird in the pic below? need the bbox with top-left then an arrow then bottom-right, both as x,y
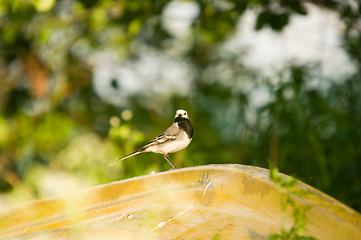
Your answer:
109,109 -> 193,168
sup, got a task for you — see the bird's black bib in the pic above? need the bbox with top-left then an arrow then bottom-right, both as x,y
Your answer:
175,117 -> 193,139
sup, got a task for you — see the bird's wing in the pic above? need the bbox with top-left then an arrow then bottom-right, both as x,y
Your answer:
141,123 -> 181,149
156,123 -> 181,141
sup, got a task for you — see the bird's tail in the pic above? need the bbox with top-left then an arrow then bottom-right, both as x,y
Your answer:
109,151 -> 141,167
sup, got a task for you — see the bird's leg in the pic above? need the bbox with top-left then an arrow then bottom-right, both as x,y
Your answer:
164,153 -> 175,169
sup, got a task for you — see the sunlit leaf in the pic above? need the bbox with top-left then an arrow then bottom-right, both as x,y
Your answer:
32,0 -> 55,12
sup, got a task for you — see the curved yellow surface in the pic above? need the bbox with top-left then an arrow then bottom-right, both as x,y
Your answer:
0,164 -> 360,239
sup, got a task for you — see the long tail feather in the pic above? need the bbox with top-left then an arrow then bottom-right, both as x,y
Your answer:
109,151 -> 141,166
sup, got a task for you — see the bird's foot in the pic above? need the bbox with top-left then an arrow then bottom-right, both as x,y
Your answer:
164,153 -> 176,169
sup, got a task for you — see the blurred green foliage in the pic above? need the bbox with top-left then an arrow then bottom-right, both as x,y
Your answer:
0,0 -> 360,213
269,167 -> 316,240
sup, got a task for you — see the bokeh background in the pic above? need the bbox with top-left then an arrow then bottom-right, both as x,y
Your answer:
0,0 -> 360,212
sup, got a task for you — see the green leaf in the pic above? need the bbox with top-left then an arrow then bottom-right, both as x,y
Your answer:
270,12 -> 289,31
255,10 -> 270,31
32,0 -> 55,12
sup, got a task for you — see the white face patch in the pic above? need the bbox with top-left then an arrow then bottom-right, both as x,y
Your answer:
175,109 -> 188,119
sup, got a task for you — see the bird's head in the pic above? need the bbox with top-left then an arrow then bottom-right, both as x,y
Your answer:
175,109 -> 189,119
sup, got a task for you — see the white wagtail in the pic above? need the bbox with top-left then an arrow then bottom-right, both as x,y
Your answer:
110,109 -> 193,168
